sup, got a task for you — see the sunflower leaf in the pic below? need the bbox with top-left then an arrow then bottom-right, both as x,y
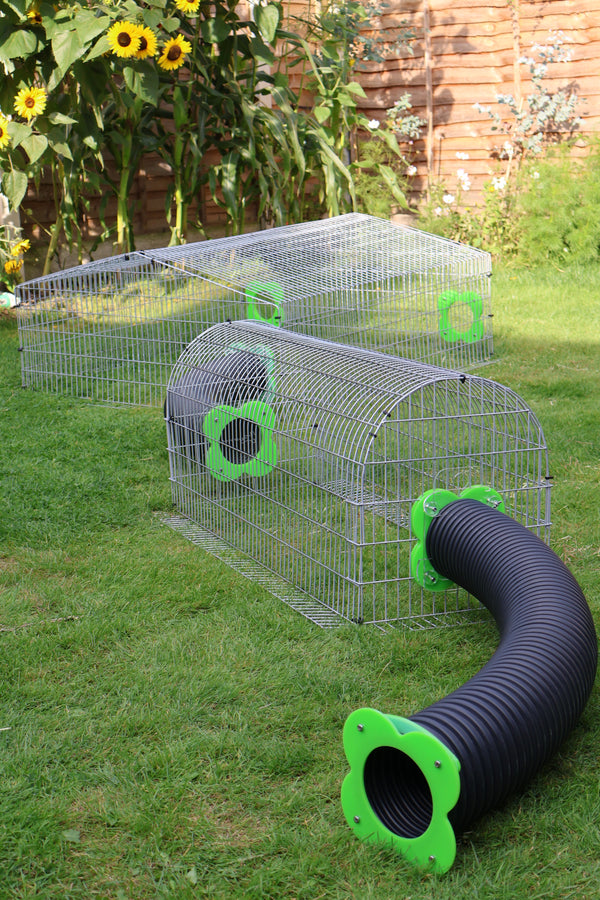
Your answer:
254,5 -> 280,44
0,28 -> 39,62
123,64 -> 159,106
52,28 -> 85,79
1,170 -> 28,211
47,139 -> 74,161
201,16 -> 230,44
83,34 -> 110,63
6,120 -> 31,149
2,1 -> 27,18
21,132 -> 48,165
47,112 -> 78,127
74,11 -> 111,46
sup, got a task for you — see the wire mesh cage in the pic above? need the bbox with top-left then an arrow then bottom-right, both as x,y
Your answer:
164,320 -> 550,629
16,214 -> 492,406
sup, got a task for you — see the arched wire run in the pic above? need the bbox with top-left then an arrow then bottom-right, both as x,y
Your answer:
165,320 -> 550,629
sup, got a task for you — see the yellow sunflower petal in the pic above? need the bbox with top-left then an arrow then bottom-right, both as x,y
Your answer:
4,259 -> 23,275
135,26 -> 158,60
13,87 -> 47,121
174,0 -> 201,14
0,114 -> 10,150
11,239 -> 30,256
158,34 -> 192,71
106,21 -> 142,58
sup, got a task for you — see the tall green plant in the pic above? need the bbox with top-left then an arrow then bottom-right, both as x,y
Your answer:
283,0 -> 416,216
0,0 -> 411,259
0,2 -> 114,268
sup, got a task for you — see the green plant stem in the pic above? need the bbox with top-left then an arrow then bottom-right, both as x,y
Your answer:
43,212 -> 63,276
115,134 -> 133,255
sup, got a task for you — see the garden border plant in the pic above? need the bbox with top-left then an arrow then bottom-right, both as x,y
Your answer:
417,30 -> 586,262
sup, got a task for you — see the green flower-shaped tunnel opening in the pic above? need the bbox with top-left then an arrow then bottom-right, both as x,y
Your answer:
246,281 -> 285,327
203,399 -> 277,483
438,290 -> 484,344
341,708 -> 461,874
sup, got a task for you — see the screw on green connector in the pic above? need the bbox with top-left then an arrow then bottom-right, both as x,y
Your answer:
459,485 -> 505,512
341,707 -> 461,874
411,489 -> 458,592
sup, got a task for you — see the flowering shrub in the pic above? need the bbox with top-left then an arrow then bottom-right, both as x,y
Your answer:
418,32 -> 584,261
474,32 -> 581,161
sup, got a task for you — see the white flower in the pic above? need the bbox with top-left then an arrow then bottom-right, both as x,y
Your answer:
367,119 -> 380,130
443,193 -> 455,205
503,141 -> 514,158
407,165 -> 417,176
492,175 -> 507,191
456,169 -> 471,191
456,151 -> 469,160
532,170 -> 540,179
434,206 -> 442,216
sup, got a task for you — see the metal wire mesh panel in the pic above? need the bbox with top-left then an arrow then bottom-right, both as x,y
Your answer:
16,214 -> 492,406
165,321 -> 550,629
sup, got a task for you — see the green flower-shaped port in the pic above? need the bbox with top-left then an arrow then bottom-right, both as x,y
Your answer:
341,707 -> 461,874
410,485 -> 505,591
203,399 -> 277,483
246,280 -> 285,326
438,290 -> 484,344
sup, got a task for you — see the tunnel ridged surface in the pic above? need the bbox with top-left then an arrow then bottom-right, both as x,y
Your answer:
413,498 -> 597,831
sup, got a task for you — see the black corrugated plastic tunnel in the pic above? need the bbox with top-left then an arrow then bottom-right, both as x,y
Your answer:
341,498 -> 597,873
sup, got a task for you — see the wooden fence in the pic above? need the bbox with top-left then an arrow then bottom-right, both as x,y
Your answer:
21,0 -> 600,242
349,0 -> 600,204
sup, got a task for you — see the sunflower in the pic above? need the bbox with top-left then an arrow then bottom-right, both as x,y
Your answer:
11,239 -> 30,257
158,34 -> 192,70
4,259 -> 23,276
174,0 -> 201,14
106,21 -> 141,58
134,26 -> 158,60
26,6 -> 43,25
0,114 -> 10,150
13,86 -> 47,121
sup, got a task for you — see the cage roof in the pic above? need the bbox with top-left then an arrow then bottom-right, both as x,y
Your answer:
145,214 -> 491,300
168,320 -> 539,467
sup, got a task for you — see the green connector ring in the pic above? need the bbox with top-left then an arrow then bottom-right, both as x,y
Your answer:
203,399 -> 277,483
341,707 -> 461,874
411,486 -> 505,591
246,281 -> 285,326
438,290 -> 484,344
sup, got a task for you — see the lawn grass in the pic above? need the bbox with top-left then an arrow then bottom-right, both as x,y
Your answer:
1,262 -> 599,899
